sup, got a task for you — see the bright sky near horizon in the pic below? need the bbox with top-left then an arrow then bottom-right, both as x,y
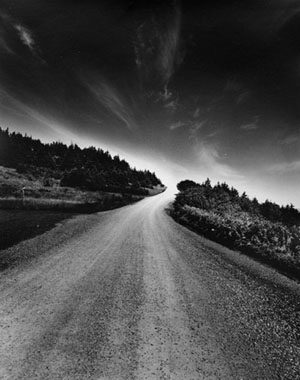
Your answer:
1,0 -> 300,206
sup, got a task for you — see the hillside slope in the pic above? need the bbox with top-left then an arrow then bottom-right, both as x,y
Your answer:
0,128 -> 163,196
171,179 -> 300,279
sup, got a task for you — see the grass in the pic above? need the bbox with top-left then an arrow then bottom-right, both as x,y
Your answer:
0,165 -> 145,212
0,209 -> 76,252
0,165 -> 162,255
0,193 -> 141,212
0,192 -> 142,255
0,166 -> 165,212
170,203 -> 300,281
0,197 -> 84,210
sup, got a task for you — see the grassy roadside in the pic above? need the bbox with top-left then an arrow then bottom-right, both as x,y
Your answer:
0,193 -> 142,256
0,193 -> 142,213
171,181 -> 300,281
0,168 -> 166,255
0,164 -> 166,255
170,204 -> 300,280
0,166 -> 166,212
0,210 -> 77,254
0,188 -> 166,267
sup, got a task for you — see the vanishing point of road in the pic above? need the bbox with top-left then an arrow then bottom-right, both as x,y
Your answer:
0,191 -> 300,379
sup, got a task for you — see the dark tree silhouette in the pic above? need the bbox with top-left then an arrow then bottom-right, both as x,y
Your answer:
175,178 -> 300,227
0,127 -> 162,195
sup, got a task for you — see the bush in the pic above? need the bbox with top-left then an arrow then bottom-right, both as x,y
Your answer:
172,177 -> 300,277
171,204 -> 300,277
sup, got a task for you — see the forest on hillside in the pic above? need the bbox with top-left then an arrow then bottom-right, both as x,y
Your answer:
0,128 -> 162,195
172,179 -> 300,278
175,179 -> 300,227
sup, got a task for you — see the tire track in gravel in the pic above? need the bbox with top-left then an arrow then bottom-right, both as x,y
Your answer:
134,204 -> 232,380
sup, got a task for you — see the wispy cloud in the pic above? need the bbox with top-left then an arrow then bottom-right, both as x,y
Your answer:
0,13 -> 16,54
134,1 -> 183,87
164,99 -> 178,112
169,121 -> 185,130
240,123 -> 258,131
189,120 -> 206,139
268,3 -> 300,35
83,76 -> 137,131
14,23 -> 45,63
280,133 -> 300,145
0,35 -> 14,54
0,12 -> 43,60
15,24 -> 35,52
240,116 -> 260,131
270,159 -> 300,173
206,130 -> 218,138
158,3 -> 182,85
196,143 -> 243,179
0,88 -> 70,138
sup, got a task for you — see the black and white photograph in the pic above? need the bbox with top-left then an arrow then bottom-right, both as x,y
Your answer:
0,0 -> 300,379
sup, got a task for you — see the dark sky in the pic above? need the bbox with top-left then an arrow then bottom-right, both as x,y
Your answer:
1,0 -> 300,205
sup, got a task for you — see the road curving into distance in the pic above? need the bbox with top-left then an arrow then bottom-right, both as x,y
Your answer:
0,190 -> 300,379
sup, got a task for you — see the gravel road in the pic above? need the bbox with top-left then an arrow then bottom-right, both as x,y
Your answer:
0,191 -> 300,379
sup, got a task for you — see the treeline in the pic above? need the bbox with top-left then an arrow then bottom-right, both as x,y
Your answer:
172,179 -> 300,278
176,179 -> 300,227
0,128 -> 162,194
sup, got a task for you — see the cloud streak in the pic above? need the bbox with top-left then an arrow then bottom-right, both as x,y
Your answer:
196,143 -> 243,180
189,120 -> 206,139
169,120 -> 185,130
158,3 -> 182,85
135,1 -> 183,88
269,160 -> 300,173
0,13 -> 16,55
240,123 -> 258,131
240,116 -> 260,131
83,76 -> 137,131
15,24 -> 35,52
0,88 -> 71,139
0,12 -> 43,60
280,133 -> 300,145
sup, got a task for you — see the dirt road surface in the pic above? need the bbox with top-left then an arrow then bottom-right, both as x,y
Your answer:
0,191 -> 300,379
